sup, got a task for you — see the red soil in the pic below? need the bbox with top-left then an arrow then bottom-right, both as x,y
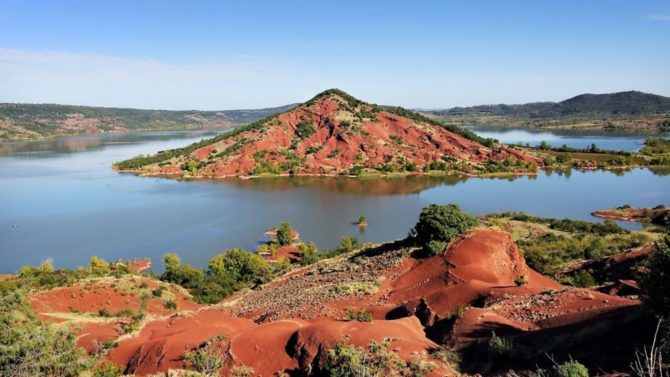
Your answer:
27,228 -> 642,375
29,277 -> 200,320
134,91 -> 542,178
126,259 -> 152,273
269,245 -> 302,263
110,309 -> 255,375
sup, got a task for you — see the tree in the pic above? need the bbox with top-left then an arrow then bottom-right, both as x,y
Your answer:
163,253 -> 181,272
412,204 -> 478,247
640,236 -> 670,365
88,256 -> 110,275
337,236 -> 360,254
208,249 -> 271,284
298,242 -> 319,265
641,237 -> 670,319
276,222 -> 294,246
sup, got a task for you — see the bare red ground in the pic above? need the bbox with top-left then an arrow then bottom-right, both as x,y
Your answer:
268,245 -> 301,263
28,228 -> 642,375
110,309 -> 255,375
29,277 -> 200,320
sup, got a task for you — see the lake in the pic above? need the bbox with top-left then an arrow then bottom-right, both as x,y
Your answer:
467,126 -> 667,151
1,129 -> 668,273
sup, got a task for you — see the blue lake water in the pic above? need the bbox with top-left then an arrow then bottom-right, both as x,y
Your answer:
0,130 -> 668,273
467,126 -> 667,151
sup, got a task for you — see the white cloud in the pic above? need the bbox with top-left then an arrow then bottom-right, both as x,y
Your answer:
0,48 -> 305,109
648,14 -> 670,21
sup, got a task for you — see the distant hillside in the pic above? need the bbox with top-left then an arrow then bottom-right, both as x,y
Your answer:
431,91 -> 670,118
424,91 -> 670,132
114,89 -> 541,178
0,103 -> 295,142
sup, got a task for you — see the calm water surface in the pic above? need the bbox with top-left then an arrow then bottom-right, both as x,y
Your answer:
1,130 -> 668,273
468,126 -> 668,151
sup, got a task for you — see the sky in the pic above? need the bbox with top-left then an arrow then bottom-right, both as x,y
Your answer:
0,0 -> 669,110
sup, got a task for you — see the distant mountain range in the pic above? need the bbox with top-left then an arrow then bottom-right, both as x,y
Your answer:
2,91 -> 669,142
0,103 -> 296,142
426,91 -> 670,118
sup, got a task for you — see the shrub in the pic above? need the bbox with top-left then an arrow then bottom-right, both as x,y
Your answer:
208,248 -> 272,285
276,222 -> 294,246
514,274 -> 528,286
0,323 -> 90,377
231,365 -> 255,377
164,300 -> 177,310
641,237 -> 670,317
295,121 -> 316,140
326,341 -> 435,377
185,335 -> 227,376
571,270 -> 596,288
190,279 -> 234,305
426,240 -> 447,256
431,349 -> 461,371
98,308 -> 112,317
552,360 -> 589,377
488,332 -> 513,359
89,256 -> 110,275
336,236 -> 360,254
298,242 -> 319,265
413,204 -> 478,247
92,360 -> 123,377
344,309 -> 373,322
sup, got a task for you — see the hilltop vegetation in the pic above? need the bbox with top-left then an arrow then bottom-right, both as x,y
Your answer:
425,91 -> 670,132
0,102 -> 295,142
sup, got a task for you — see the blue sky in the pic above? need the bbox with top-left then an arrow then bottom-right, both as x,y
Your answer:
0,0 -> 669,110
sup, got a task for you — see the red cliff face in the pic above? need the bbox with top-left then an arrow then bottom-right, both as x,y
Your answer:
136,89 -> 542,177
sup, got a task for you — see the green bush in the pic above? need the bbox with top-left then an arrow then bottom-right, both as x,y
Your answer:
488,332 -> 513,359
327,341 -> 435,377
185,335 -> 227,376
295,121 -> 316,139
276,222 -> 294,246
89,256 -> 110,275
208,248 -> 272,285
413,204 -> 478,247
426,240 -> 447,256
641,237 -> 670,318
552,360 -> 589,377
298,242 -> 319,265
344,309 -> 373,322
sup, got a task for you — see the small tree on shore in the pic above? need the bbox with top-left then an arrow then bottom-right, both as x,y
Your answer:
276,222 -> 293,246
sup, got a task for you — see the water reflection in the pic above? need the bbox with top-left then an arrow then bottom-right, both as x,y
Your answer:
0,130 -> 224,157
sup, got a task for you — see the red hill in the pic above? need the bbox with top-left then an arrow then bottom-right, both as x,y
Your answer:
115,89 -> 541,177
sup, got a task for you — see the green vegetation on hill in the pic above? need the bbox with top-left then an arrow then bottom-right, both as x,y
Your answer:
425,91 -> 670,132
0,258 -> 147,376
0,102 -> 295,142
412,204 -> 478,256
432,91 -> 670,119
482,212 -> 657,285
114,88 -> 500,173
